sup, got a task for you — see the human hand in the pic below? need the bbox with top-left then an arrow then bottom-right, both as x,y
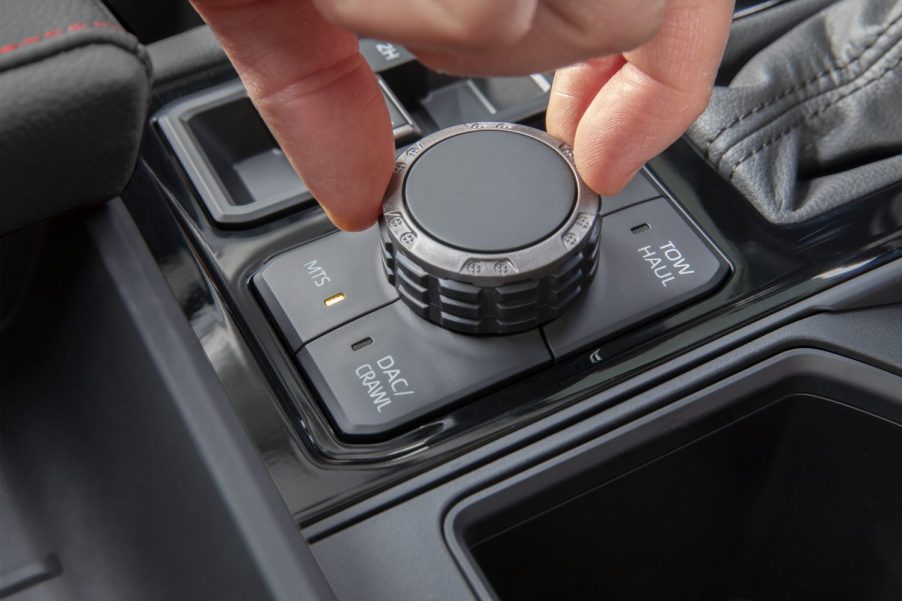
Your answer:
191,0 -> 734,230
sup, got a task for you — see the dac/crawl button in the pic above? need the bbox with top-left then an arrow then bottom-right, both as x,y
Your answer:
298,301 -> 551,440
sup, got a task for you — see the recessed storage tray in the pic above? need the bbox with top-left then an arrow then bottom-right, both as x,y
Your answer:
448,350 -> 902,601
155,80 -> 314,226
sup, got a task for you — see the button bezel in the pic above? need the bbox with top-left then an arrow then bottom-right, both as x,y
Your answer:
381,122 -> 600,287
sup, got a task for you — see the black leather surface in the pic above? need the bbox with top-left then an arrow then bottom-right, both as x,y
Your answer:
148,25 -> 230,88
0,0 -> 151,235
690,0 -> 902,223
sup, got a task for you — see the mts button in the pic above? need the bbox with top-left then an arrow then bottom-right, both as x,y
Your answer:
543,198 -> 729,359
298,301 -> 551,440
253,226 -> 398,351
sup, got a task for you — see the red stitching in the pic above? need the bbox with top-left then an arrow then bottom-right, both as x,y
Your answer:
0,21 -> 123,55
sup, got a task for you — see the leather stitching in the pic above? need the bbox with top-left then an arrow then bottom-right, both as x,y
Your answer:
0,21 -> 123,55
717,24 -> 902,173
0,22 -> 150,81
705,10 -> 902,148
727,45 -> 902,181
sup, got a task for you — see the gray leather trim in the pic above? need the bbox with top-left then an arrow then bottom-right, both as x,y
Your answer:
0,0 -> 151,235
690,0 -> 902,224
720,0 -> 841,84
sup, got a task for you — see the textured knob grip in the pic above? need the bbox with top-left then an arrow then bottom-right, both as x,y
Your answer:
379,122 -> 600,335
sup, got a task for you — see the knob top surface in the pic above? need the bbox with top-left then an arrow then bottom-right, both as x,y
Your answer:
404,130 -> 576,253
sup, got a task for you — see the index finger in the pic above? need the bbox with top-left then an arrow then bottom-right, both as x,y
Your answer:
191,0 -> 395,231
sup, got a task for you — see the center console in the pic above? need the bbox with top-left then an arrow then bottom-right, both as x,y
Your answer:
236,121 -> 727,440
125,16 -> 902,600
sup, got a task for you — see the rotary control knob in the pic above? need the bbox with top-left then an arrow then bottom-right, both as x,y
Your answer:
379,122 -> 600,335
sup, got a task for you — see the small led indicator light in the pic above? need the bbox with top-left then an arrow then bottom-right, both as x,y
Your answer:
324,292 -> 346,307
351,337 -> 373,351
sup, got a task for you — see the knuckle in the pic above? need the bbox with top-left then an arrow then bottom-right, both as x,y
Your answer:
437,0 -> 532,49
311,0 -> 356,28
615,0 -> 667,48
310,0 -> 339,22
570,0 -> 667,55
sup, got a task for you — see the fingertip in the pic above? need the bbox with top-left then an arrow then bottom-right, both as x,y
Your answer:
556,0 -> 733,198
254,51 -> 395,234
574,146 -> 643,198
323,193 -> 384,232
312,135 -> 394,231
545,73 -> 578,144
545,119 -> 573,148
547,57 -> 625,146
193,0 -> 397,232
571,95 -> 648,197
